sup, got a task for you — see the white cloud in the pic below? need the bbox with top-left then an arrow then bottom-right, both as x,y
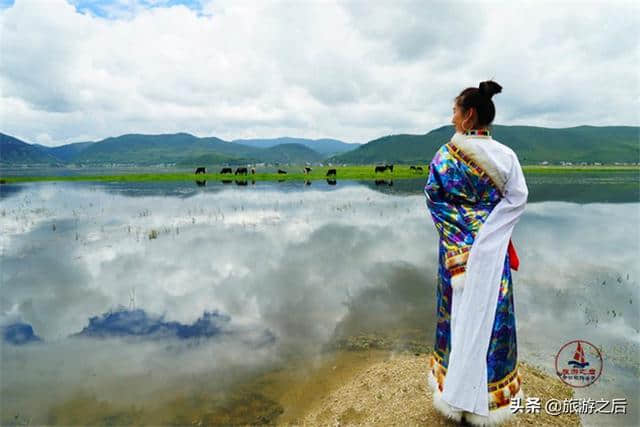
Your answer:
0,0 -> 638,146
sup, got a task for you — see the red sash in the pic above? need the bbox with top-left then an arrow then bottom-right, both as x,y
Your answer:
508,239 -> 520,271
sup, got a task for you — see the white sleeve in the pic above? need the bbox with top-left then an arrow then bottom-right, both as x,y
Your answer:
441,150 -> 529,416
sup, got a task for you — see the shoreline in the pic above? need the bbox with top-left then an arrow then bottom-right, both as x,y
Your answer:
1,165 -> 638,184
279,349 -> 581,426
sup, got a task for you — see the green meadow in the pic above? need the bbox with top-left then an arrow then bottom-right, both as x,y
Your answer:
0,165 -> 638,184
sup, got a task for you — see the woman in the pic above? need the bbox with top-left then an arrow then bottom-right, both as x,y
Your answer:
424,80 -> 529,426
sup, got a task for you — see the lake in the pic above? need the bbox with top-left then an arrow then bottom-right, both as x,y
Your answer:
1,176 -> 638,426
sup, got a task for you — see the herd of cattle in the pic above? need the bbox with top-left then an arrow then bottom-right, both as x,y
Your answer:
194,164 -> 424,176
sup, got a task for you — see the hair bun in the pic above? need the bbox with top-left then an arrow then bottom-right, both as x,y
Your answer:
479,80 -> 502,99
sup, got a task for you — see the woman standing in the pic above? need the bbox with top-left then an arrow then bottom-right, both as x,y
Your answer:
424,80 -> 529,426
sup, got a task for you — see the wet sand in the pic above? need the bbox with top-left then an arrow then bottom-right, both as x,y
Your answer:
25,344 -> 581,426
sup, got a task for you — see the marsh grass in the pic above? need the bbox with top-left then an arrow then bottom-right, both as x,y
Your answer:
2,165 -> 637,184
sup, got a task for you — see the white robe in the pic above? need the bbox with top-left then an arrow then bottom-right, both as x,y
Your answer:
440,131 -> 529,417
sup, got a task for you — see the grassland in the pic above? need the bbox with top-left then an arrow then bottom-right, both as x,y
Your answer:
1,165 -> 638,184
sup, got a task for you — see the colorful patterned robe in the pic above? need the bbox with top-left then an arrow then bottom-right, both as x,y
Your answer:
424,131 -> 523,416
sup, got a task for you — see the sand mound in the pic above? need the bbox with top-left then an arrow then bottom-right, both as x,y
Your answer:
294,352 -> 580,426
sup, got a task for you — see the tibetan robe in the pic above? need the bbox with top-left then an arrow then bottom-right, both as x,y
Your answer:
424,128 -> 529,426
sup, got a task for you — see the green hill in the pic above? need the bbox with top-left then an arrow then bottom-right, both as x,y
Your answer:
1,125 -> 638,166
330,125 -> 639,165
231,137 -> 357,156
0,134 -> 60,164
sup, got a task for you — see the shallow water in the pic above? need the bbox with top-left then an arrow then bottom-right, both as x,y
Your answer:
1,179 -> 638,425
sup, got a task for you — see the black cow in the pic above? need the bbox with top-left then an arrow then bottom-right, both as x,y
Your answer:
409,165 -> 416,170
375,165 -> 387,173
220,167 -> 233,174
303,167 -> 312,174
235,167 -> 248,175
195,167 -> 206,174
278,169 -> 287,174
326,168 -> 337,177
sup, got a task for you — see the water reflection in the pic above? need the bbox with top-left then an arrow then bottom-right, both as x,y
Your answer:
0,181 -> 638,425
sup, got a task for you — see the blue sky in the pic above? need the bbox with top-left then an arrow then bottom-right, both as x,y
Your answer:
1,0 -> 638,146
1,0 -> 204,17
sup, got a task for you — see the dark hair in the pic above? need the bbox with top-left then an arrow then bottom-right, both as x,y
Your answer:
455,80 -> 502,128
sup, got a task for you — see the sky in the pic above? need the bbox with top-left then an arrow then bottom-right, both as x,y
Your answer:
0,0 -> 638,146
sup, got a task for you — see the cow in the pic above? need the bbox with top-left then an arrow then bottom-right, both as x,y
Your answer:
409,165 -> 416,170
303,167 -> 312,174
277,169 -> 287,174
386,164 -> 394,172
251,168 -> 256,174
235,167 -> 248,175
195,167 -> 206,174
220,167 -> 233,174
326,168 -> 337,177
375,165 -> 387,173
416,166 -> 424,173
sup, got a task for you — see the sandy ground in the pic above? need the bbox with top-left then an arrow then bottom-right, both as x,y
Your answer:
283,352 -> 581,426
28,348 -> 582,426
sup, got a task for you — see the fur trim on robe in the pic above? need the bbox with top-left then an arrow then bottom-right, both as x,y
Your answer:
428,367 -> 525,426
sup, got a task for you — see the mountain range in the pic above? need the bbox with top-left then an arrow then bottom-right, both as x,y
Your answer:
1,125 -> 638,166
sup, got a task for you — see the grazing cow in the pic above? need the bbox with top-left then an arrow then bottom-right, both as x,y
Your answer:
416,166 -> 424,173
195,180 -> 206,187
251,168 -> 256,174
235,167 -> 248,175
278,169 -> 287,174
195,167 -> 206,174
220,167 -> 233,174
375,165 -> 387,173
303,167 -> 312,174
326,168 -> 337,177
409,165 -> 416,170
